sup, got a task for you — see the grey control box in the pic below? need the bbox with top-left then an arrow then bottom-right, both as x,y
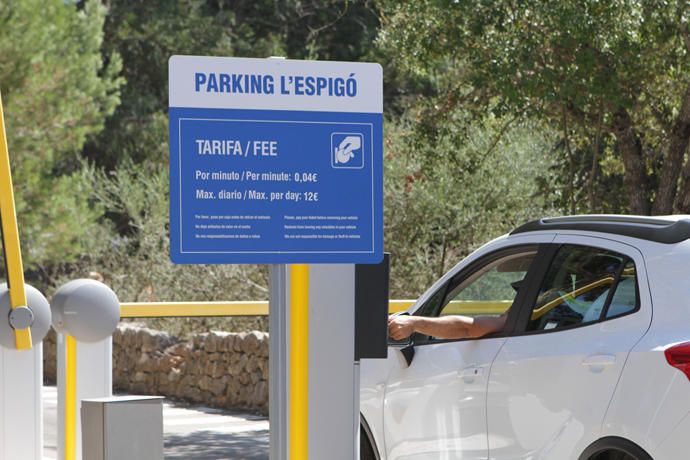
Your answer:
81,396 -> 164,460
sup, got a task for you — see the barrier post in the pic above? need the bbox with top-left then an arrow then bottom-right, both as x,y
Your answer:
0,91 -> 32,350
290,264 -> 309,459
64,336 -> 77,460
57,335 -> 112,460
0,90 -> 43,460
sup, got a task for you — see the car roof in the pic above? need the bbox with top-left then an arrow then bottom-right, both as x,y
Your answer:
511,214 -> 690,244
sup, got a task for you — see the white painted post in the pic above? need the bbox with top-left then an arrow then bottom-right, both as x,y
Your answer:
57,335 -> 112,460
308,264 -> 358,459
0,346 -> 43,460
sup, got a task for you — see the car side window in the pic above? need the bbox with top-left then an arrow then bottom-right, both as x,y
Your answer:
440,251 -> 536,319
604,260 -> 638,318
527,245 -> 638,332
412,247 -> 538,342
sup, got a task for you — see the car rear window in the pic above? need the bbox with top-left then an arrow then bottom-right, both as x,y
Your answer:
527,245 -> 638,332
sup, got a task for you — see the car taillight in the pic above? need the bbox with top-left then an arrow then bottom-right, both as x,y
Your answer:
665,342 -> 690,381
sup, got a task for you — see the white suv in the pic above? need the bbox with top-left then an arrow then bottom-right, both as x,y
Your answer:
360,215 -> 690,460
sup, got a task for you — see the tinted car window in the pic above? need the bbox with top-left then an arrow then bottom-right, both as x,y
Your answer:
440,251 -> 536,318
527,245 -> 638,332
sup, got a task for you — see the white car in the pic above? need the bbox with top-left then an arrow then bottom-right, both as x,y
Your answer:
360,215 -> 690,460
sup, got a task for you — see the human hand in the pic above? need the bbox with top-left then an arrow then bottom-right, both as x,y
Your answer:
388,315 -> 416,340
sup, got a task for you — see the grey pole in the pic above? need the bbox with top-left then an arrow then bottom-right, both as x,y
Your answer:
268,53 -> 290,460
269,264 -> 289,460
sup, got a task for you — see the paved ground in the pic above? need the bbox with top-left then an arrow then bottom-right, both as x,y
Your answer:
43,386 -> 269,459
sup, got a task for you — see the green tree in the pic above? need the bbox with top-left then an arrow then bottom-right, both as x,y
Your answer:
384,112 -> 558,296
379,0 -> 690,215
87,0 -> 381,169
61,161 -> 269,336
0,0 -> 122,269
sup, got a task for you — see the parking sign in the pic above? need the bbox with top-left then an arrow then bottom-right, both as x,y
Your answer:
169,56 -> 383,264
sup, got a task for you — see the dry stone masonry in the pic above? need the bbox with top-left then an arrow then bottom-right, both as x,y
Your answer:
43,324 -> 269,415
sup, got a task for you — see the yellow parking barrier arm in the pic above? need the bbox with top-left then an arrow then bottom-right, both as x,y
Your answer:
290,264 -> 309,459
0,91 -> 32,350
120,301 -> 269,318
119,300 -> 509,318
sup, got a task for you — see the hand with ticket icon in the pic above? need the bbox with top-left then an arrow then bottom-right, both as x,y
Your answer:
334,135 -> 361,164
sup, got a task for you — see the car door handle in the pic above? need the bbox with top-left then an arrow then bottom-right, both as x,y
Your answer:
582,354 -> 616,371
458,366 -> 484,382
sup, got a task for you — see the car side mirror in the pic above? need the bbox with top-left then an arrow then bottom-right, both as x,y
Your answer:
388,333 -> 414,367
387,311 -> 412,348
387,311 -> 415,366
399,344 -> 415,367
387,335 -> 412,348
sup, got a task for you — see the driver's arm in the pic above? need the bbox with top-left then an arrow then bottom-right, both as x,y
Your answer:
388,314 -> 507,340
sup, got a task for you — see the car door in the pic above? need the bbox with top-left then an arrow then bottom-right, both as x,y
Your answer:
486,236 -> 652,460
383,244 -> 544,460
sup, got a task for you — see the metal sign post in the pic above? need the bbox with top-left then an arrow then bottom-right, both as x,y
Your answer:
169,56 -> 383,459
168,56 -> 383,264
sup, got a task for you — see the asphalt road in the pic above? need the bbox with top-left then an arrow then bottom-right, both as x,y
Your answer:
42,385 -> 269,459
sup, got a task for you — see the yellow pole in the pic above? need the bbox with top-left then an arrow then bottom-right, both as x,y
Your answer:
0,91 -> 32,350
290,264 -> 309,459
65,335 -> 77,460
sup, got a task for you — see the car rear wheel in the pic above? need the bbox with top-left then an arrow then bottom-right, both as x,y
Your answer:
360,424 -> 377,460
590,451 -> 636,460
579,437 -> 653,460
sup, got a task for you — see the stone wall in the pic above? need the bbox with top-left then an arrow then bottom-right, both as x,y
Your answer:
43,329 -> 57,382
43,324 -> 269,415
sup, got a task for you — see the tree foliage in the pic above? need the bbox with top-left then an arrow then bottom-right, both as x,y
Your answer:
0,0 -> 122,269
380,0 -> 690,215
384,112 -> 557,296
86,0 -> 381,168
9,0 -> 690,309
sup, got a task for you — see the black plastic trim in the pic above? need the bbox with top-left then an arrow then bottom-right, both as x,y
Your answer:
512,244 -> 559,334
511,216 -> 690,244
578,436 -> 653,460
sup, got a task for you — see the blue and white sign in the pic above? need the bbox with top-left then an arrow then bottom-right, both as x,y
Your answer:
169,56 -> 383,264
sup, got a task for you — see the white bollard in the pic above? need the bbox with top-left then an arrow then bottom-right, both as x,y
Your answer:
0,283 -> 52,460
51,279 -> 119,460
0,345 -> 43,460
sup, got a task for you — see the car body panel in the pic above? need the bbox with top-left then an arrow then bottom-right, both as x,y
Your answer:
361,223 -> 690,460
600,239 -> 690,459
361,351 -> 401,457
360,233 -> 555,460
383,337 -> 506,459
486,235 -> 653,459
